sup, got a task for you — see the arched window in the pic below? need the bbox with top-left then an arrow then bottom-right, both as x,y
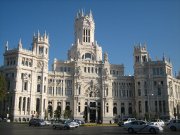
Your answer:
113,107 -> 117,115
82,53 -> 94,60
121,107 -> 125,114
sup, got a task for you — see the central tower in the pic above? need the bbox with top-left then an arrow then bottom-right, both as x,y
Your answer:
68,10 -> 102,62
74,10 -> 95,45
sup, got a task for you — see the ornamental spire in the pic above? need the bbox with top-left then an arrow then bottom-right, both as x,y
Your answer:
18,38 -> 22,48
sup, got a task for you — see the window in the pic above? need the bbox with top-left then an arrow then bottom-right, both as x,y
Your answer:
23,97 -> 26,111
135,56 -> 139,62
24,82 -> 28,90
106,106 -> 109,113
37,76 -> 41,81
37,84 -> 41,92
46,48 -> 48,54
78,102 -> 81,112
19,97 -> 22,111
39,46 -> 44,54
163,100 -> 166,113
36,98 -> 40,112
145,101 -> 148,112
44,85 -> 46,93
158,88 -> 161,96
138,89 -> 141,96
138,101 -> 142,113
142,55 -> 147,62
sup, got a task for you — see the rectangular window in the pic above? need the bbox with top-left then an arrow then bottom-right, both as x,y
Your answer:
44,85 -> 46,93
138,101 -> 142,113
163,100 -> 166,113
36,98 -> 40,112
24,82 -> 28,90
106,106 -> 109,113
37,84 -> 41,92
138,89 -> 141,96
145,101 -> 148,112
78,106 -> 81,112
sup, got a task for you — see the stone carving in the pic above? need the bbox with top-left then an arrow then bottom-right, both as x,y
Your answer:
104,52 -> 108,62
37,61 -> 44,69
85,80 -> 100,97
75,66 -> 82,78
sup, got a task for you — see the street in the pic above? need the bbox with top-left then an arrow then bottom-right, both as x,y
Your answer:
0,122 -> 179,135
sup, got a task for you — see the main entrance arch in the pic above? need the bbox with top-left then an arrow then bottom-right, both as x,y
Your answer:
84,101 -> 101,123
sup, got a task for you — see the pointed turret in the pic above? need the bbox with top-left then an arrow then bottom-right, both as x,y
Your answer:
81,9 -> 84,16
89,9 -> 93,19
5,41 -> 8,51
38,30 -> 40,37
18,38 -> 22,49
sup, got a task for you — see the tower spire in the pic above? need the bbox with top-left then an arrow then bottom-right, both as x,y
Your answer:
18,38 -> 22,48
5,41 -> 8,51
89,9 -> 93,18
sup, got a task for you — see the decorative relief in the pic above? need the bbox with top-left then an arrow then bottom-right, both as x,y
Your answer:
37,61 -> 44,69
85,80 -> 100,97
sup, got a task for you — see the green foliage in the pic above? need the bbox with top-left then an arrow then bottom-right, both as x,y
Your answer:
0,73 -> 7,101
63,109 -> 72,119
48,105 -> 53,118
54,106 -> 61,119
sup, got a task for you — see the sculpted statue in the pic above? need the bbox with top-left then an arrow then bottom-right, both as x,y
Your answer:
104,52 -> 108,62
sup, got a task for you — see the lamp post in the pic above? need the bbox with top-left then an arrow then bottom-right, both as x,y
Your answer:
148,93 -> 154,121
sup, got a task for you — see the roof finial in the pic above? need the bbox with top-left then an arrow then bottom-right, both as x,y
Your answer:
44,30 -> 47,38
18,38 -> 22,48
89,9 -> 93,17
162,53 -> 165,61
81,9 -> 84,16
38,30 -> 40,37
5,41 -> 8,51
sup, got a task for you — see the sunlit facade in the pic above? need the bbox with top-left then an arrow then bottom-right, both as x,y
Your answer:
0,11 -> 180,123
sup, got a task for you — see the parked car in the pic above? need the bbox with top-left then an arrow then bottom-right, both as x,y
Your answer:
149,119 -> 165,127
66,120 -> 79,128
117,118 -> 128,126
44,120 -> 51,126
52,119 -> 76,130
167,119 -> 180,131
124,120 -> 163,134
123,118 -> 136,125
73,119 -> 85,125
29,118 -> 46,126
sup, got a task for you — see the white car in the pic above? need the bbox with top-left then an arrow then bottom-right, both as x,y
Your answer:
149,119 -> 165,127
44,120 -> 51,126
124,120 -> 163,134
66,120 -> 80,128
167,119 -> 180,131
52,119 -> 76,130
123,118 -> 136,125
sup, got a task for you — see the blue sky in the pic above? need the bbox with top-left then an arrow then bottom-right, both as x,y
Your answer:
0,0 -> 180,75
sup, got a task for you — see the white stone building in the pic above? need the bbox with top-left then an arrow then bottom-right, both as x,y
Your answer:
0,10 -> 180,123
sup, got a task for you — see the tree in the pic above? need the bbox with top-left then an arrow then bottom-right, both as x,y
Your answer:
48,105 -> 53,118
54,106 -> 61,119
0,73 -> 7,101
64,107 -> 72,119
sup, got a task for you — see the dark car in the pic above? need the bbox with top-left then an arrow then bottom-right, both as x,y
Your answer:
117,119 -> 128,126
29,118 -> 46,126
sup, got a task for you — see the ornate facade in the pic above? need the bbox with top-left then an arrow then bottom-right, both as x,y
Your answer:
0,10 -> 180,123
